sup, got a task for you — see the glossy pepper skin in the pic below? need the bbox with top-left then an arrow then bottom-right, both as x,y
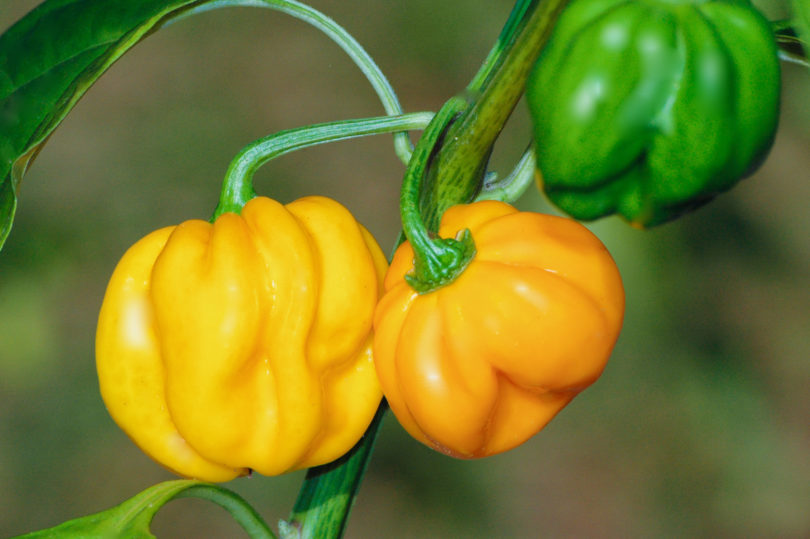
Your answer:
526,0 -> 780,227
96,196 -> 387,481
373,201 -> 624,458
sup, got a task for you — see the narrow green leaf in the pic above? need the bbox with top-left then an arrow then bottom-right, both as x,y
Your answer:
13,480 -> 275,539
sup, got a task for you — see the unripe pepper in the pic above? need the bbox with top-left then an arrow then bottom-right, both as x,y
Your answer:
526,0 -> 780,227
373,200 -> 624,458
96,195 -> 387,481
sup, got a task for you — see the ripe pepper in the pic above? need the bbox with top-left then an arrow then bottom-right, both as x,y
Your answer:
373,200 -> 624,458
526,0 -> 780,227
96,195 -> 387,481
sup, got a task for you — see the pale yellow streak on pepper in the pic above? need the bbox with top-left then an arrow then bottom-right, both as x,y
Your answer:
96,226 -> 244,481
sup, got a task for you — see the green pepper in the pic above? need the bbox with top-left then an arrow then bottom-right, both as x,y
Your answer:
525,0 -> 781,227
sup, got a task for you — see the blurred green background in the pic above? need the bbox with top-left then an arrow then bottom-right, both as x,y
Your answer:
1,1 -> 809,537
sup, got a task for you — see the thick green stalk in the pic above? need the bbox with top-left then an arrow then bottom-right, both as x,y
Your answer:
279,403 -> 386,538
467,0 -> 536,93
474,146 -> 535,203
421,0 -> 570,230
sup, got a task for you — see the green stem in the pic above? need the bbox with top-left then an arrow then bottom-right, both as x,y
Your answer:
779,48 -> 810,67
422,0 -> 570,230
176,0 -> 414,164
467,0 -> 536,93
399,96 -> 477,294
176,484 -> 276,538
212,112 -> 433,219
279,403 -> 387,539
474,146 -> 535,203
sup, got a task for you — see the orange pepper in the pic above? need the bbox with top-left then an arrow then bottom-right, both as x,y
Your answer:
373,200 -> 624,458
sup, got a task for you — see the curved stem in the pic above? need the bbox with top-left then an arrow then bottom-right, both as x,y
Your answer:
212,112 -> 433,219
400,98 -> 467,257
174,0 -> 413,164
779,49 -> 810,66
398,97 -> 476,294
474,145 -> 535,203
175,484 -> 276,539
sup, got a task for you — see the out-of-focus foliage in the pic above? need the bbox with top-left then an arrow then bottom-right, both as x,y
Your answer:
1,0 -> 809,537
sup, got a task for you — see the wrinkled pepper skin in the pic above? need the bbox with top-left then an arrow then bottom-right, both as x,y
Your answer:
96,196 -> 387,481
526,0 -> 780,227
373,201 -> 624,458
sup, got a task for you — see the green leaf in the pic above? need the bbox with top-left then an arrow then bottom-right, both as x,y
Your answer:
13,480 -> 275,538
0,0 -> 200,249
0,0 -> 406,251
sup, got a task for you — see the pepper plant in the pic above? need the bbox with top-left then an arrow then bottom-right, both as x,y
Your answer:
1,0 -> 808,537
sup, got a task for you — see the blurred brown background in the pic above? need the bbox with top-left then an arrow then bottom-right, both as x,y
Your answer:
1,1 -> 809,537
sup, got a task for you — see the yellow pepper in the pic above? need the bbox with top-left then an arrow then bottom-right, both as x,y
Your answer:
373,200 -> 624,458
96,195 -> 387,481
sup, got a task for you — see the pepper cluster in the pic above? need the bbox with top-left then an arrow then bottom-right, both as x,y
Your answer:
95,0 -> 780,482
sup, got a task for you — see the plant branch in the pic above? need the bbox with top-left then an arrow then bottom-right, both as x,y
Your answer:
421,0 -> 570,230
279,402 -> 387,539
174,0 -> 415,164
213,112 -> 433,218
